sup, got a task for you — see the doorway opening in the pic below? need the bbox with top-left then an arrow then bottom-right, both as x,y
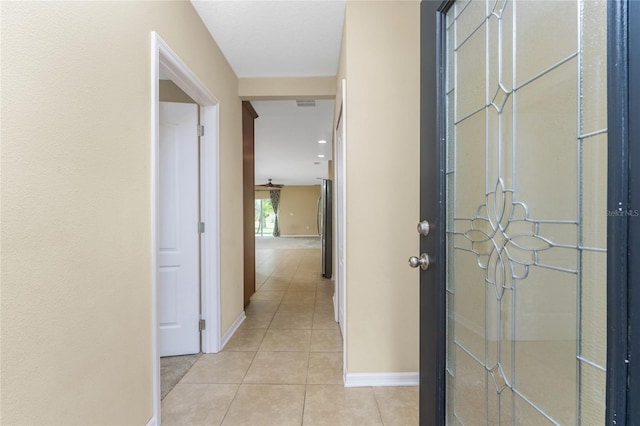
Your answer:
245,97 -> 346,382
151,32 -> 222,423
249,99 -> 335,297
255,198 -> 275,237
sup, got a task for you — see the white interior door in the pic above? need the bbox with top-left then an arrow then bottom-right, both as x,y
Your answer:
158,101 -> 200,357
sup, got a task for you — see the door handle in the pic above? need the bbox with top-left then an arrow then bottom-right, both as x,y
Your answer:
408,253 -> 431,270
417,220 -> 430,236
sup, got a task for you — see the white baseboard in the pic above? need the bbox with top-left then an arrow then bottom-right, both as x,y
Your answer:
220,311 -> 246,350
344,372 -> 419,388
146,416 -> 158,426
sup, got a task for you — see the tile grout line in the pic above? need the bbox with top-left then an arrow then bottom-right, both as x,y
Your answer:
218,381 -> 242,426
371,387 -> 386,426
253,246 -> 297,339
160,352 -> 202,400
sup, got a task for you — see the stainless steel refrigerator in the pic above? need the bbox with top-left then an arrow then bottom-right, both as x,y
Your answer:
317,179 -> 333,278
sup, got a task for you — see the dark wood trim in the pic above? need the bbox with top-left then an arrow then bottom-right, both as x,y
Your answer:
242,101 -> 258,307
243,100 -> 259,120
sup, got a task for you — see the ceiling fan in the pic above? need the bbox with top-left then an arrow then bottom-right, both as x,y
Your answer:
256,179 -> 284,189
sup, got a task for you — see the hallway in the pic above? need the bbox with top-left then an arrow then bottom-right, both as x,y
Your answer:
161,238 -> 418,425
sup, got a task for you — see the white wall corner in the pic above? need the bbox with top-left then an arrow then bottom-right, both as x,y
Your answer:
220,311 -> 246,350
146,415 -> 158,426
344,372 -> 419,388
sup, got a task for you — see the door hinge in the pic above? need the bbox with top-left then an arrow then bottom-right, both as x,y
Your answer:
199,319 -> 206,331
198,222 -> 205,234
197,125 -> 205,137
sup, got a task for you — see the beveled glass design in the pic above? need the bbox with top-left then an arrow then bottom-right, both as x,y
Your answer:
490,85 -> 511,113
445,0 -> 607,424
490,363 -> 508,393
453,172 -> 581,348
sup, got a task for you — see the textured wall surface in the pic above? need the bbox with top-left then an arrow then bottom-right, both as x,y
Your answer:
1,2 -> 242,423
337,1 -> 421,375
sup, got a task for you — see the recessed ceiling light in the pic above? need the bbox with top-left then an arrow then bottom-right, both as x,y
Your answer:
318,140 -> 327,144
318,154 -> 325,158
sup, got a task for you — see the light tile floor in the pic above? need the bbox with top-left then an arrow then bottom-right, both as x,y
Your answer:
161,238 -> 419,425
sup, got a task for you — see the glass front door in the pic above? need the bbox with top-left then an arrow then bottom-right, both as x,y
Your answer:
444,0 -> 607,423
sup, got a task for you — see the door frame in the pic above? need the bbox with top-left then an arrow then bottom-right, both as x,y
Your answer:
420,0 -> 639,424
419,1 -> 446,423
334,79 -> 348,377
606,0 -> 640,423
150,32 -> 222,424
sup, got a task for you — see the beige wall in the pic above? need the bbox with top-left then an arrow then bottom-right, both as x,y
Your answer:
255,186 -> 321,236
239,76 -> 336,100
255,189 -> 271,199
278,186 -> 321,236
160,79 -> 197,103
338,1 -> 421,374
1,2 -> 243,424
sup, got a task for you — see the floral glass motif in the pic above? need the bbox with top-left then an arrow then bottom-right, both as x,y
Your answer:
455,178 -> 556,300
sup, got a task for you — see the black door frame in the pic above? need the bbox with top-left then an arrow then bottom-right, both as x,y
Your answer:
420,0 -> 639,424
607,0 -> 640,423
419,0 -> 447,424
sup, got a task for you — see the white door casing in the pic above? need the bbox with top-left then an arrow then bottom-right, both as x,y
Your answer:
335,104 -> 346,333
335,80 -> 347,385
158,101 -> 200,357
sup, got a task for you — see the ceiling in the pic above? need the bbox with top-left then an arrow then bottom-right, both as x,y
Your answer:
190,1 -> 345,77
253,100 -> 334,186
190,1 -> 345,186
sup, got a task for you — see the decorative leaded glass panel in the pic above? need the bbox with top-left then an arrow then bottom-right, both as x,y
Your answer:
444,0 -> 607,424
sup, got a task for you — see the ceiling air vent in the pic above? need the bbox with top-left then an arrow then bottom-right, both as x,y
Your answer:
296,100 -> 316,107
